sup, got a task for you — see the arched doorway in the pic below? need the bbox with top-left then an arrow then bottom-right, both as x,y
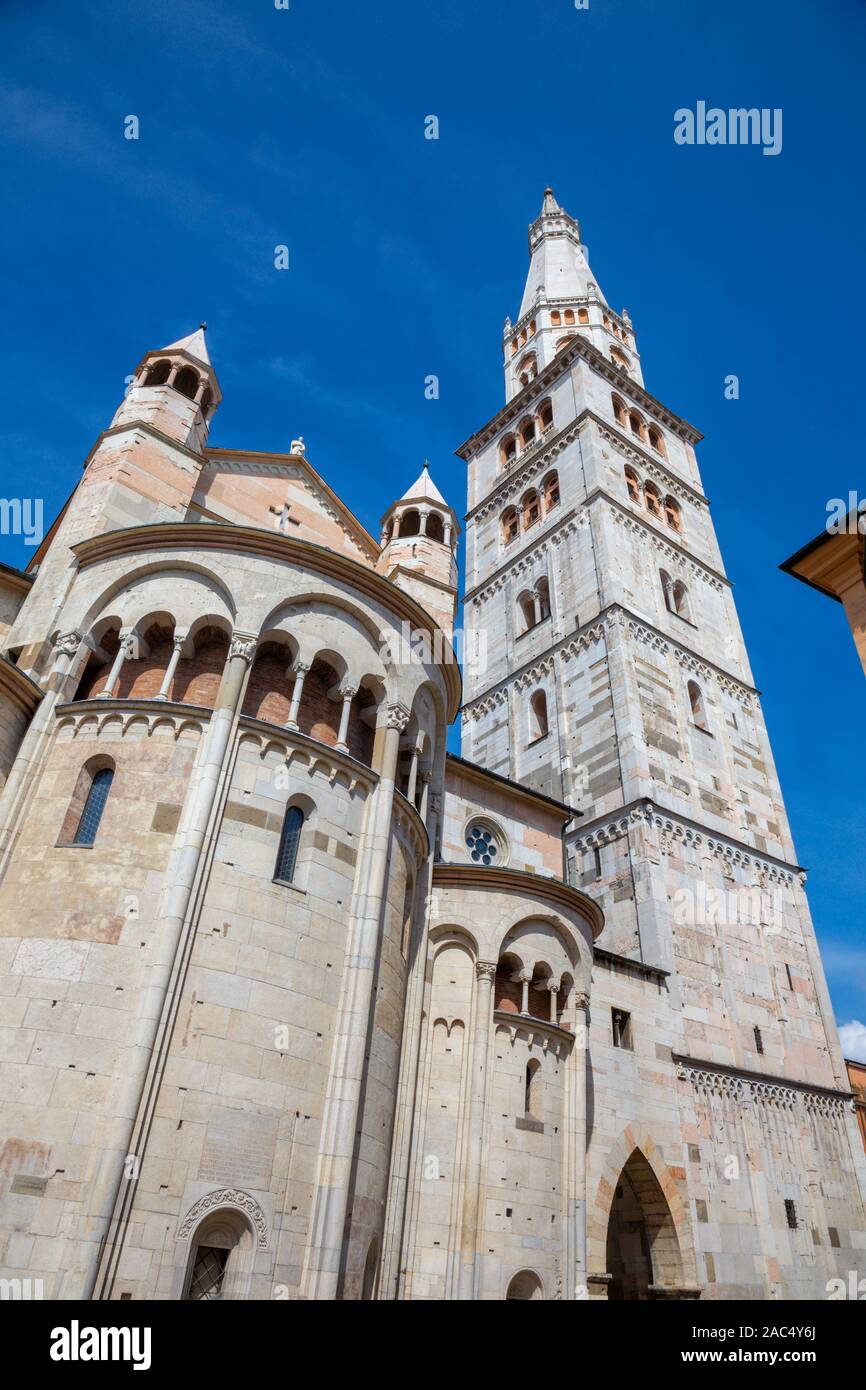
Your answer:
606,1148 -> 682,1300
506,1269 -> 543,1300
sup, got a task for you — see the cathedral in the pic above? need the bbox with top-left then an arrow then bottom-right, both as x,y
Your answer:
0,189 -> 864,1302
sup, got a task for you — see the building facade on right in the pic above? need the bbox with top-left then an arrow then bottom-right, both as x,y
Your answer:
781,511 -> 866,678
456,190 -> 866,1298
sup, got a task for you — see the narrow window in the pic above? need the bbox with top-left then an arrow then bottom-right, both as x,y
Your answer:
274,805 -> 304,883
785,963 -> 794,991
536,577 -> 551,621
593,846 -> 603,878
529,690 -> 548,741
578,307 -> 589,324
648,425 -> 666,457
644,483 -> 663,519
518,592 -> 536,632
542,471 -> 560,511
72,767 -> 114,846
688,680 -> 709,732
522,490 -> 540,529
784,1199 -> 798,1230
502,507 -> 519,545
611,393 -> 627,425
612,1009 -> 633,1050
525,1059 -> 541,1117
664,495 -> 682,531
754,1025 -> 764,1055
625,466 -> 640,503
550,310 -> 561,326
628,410 -> 645,440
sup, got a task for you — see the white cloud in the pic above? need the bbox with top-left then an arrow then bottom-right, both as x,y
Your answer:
838,1019 -> 866,1063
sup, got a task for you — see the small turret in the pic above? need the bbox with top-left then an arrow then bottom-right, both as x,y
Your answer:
377,463 -> 459,639
111,325 -> 221,453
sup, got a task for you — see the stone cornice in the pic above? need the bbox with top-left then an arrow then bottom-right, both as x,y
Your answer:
68,522 -> 462,722
432,862 -> 605,940
593,947 -> 669,981
461,602 -> 757,719
674,1053 -> 854,1110
569,796 -> 804,881
0,656 -> 43,717
455,332 -> 702,460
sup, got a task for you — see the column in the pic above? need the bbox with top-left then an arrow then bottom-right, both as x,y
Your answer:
548,978 -> 559,1023
532,589 -> 543,626
97,631 -> 135,698
457,960 -> 497,1299
418,769 -> 432,821
419,506 -> 430,535
405,742 -> 422,805
335,684 -> 357,752
286,662 -> 309,730
301,702 -> 411,1300
166,362 -> 180,386
565,991 -> 590,1299
443,519 -> 453,549
88,633 -> 257,1298
154,635 -> 185,701
513,967 -> 531,1015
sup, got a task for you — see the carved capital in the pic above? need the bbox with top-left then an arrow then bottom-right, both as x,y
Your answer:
52,630 -> 82,658
476,960 -> 497,983
386,702 -> 412,732
229,634 -> 257,664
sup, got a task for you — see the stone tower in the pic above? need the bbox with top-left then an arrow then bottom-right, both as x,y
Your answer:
457,189 -> 866,1297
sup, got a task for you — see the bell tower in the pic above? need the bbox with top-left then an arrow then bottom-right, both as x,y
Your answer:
376,462 -> 459,640
112,325 -> 221,453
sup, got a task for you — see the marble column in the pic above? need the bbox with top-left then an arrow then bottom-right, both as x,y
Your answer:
457,960 -> 497,1299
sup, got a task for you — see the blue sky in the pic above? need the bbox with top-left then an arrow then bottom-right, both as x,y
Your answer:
1,0 -> 864,1040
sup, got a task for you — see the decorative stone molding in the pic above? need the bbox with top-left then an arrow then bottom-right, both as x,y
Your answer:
55,700 -> 209,744
386,702 -> 412,732
514,656 -> 555,692
677,1061 -> 850,1122
473,421 -> 583,522
177,1188 -> 269,1249
476,960 -> 497,982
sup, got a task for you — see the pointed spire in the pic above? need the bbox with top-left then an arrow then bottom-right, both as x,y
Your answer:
399,460 -> 448,507
161,324 -> 211,367
518,187 -> 605,319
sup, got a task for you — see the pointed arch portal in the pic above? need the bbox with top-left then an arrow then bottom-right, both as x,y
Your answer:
605,1148 -> 683,1300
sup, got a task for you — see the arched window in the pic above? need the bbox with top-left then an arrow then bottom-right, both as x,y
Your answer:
688,680 -> 708,732
536,576 -> 551,621
71,766 -> 114,846
525,1058 -> 541,1118
274,805 -> 304,883
578,307 -> 589,324
518,353 -> 536,386
511,337 -> 518,356
550,310 -> 562,326
426,511 -> 445,543
660,569 -> 674,613
518,416 -> 536,449
564,308 -> 575,325
555,335 -> 574,353
529,319 -> 536,336
611,347 -> 630,371
522,489 -> 540,529
538,399 -> 553,432
624,466 -> 640,503
174,366 -> 199,400
183,1208 -> 254,1301
144,359 -> 171,386
644,482 -> 663,519
400,508 -> 420,537
518,591 -> 536,632
648,424 -> 666,457
529,690 -> 549,741
612,393 -> 627,426
500,434 -> 517,468
671,579 -> 691,621
629,410 -> 646,441
542,471 -> 560,511
502,507 -> 519,545
665,495 -> 682,531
